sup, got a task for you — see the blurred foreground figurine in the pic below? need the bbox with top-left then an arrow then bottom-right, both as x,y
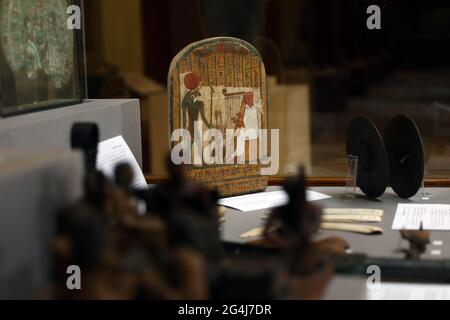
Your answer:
71,123 -> 100,172
256,168 -> 347,299
147,155 -> 225,263
53,124 -> 210,299
401,230 -> 430,260
263,168 -> 321,250
260,168 -> 348,256
52,123 -> 340,300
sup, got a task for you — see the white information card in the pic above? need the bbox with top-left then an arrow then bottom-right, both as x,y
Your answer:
367,282 -> 450,300
96,135 -> 148,190
392,203 -> 450,230
218,190 -> 331,212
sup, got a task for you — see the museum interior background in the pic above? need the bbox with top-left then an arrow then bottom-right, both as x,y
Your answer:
84,0 -> 450,179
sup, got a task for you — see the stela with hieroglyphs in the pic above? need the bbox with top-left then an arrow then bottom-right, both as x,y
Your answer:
168,37 -> 269,196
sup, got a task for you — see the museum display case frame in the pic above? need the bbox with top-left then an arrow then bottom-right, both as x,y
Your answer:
0,0 -> 87,118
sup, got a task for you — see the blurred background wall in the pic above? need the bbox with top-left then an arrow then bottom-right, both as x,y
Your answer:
85,0 -> 144,74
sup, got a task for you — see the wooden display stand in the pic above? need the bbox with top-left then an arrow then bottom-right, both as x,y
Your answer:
169,37 -> 269,196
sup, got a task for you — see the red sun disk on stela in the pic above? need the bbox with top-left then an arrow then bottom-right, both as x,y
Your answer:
184,72 -> 201,90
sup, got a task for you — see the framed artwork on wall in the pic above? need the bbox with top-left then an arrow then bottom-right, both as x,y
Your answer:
0,0 -> 86,117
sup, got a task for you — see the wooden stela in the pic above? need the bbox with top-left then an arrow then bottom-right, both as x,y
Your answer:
168,37 -> 269,196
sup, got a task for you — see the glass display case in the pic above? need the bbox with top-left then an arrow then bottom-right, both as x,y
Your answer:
0,0 -> 86,117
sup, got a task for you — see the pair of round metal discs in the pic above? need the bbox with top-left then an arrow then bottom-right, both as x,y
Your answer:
346,115 -> 424,199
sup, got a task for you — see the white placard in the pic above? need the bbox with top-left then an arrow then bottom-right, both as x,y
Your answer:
218,190 -> 331,212
367,282 -> 450,300
392,204 -> 450,231
96,135 -> 148,189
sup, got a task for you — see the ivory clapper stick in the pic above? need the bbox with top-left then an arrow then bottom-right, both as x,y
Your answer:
261,209 -> 384,222
321,215 -> 382,223
320,223 -> 383,235
240,223 -> 383,239
261,214 -> 382,223
323,208 -> 384,217
240,227 -> 265,239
